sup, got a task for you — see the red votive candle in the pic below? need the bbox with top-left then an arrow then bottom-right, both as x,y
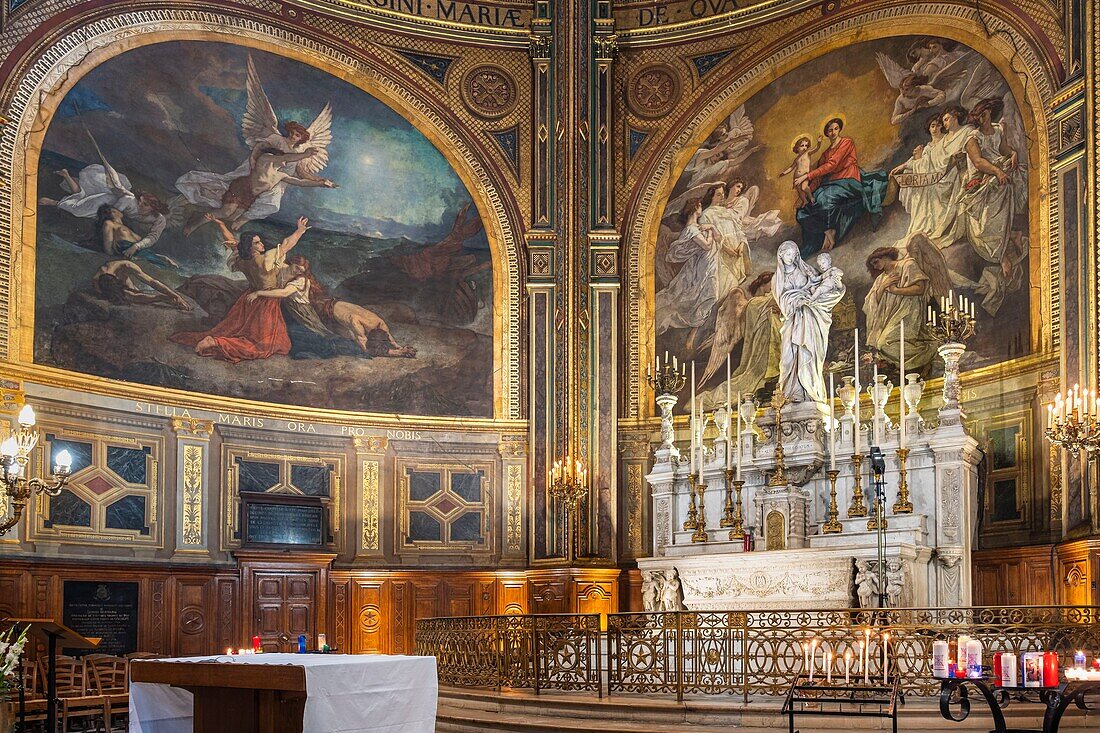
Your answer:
954,666 -> 966,679
993,653 -> 1002,686
1042,652 -> 1058,687
252,635 -> 261,652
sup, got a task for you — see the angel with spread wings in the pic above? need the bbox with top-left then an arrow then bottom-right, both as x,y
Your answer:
176,55 -> 337,234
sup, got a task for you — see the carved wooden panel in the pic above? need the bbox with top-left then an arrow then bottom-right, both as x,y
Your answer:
478,580 -> 496,617
443,578 -> 475,617
216,577 -> 238,651
499,579 -> 527,615
353,580 -> 386,654
175,577 -> 210,657
529,580 -> 567,614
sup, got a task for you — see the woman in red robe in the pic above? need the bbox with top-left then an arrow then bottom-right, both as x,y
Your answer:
794,117 -> 888,256
171,216 -> 311,362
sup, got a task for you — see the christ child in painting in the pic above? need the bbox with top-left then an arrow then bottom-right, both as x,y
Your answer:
779,135 -> 822,206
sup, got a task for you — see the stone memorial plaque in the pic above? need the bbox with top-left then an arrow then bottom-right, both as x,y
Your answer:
62,580 -> 139,656
245,501 -> 325,546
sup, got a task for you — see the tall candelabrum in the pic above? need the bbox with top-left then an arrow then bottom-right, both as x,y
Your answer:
647,357 -> 688,454
928,291 -> 977,411
1046,385 -> 1100,458
0,404 -> 73,536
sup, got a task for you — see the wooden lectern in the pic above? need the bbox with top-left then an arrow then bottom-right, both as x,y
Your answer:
129,660 -> 307,733
5,619 -> 99,733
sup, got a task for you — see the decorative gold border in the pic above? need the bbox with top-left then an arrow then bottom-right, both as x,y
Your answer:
0,10 -> 523,423
395,456 -> 495,555
220,441 -> 346,552
623,13 -> 1059,419
181,444 -> 204,547
31,422 -> 165,548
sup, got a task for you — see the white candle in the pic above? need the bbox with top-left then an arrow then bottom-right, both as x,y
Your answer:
882,633 -> 890,683
899,321 -> 906,448
853,328 -> 861,454
691,362 -> 697,474
829,371 -> 836,470
736,392 -> 743,481
845,650 -> 852,685
810,639 -> 818,682
827,651 -> 834,684
803,643 -> 810,675
859,640 -> 866,682
725,355 -> 732,471
863,629 -> 871,684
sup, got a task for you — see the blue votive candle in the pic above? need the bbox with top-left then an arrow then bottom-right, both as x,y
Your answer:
298,634 -> 307,653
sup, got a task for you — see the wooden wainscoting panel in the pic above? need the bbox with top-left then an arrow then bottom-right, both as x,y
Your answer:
498,577 -> 527,615
352,579 -> 388,654
175,576 -> 212,657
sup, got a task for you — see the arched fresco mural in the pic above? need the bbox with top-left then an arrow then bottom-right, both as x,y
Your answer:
33,41 -> 493,417
653,36 -> 1032,407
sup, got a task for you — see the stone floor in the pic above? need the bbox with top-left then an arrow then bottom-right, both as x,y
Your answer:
436,687 -> 1097,732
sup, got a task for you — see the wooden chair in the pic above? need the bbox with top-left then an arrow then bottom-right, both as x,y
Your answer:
53,656 -> 105,733
15,656 -> 47,732
86,656 -> 129,732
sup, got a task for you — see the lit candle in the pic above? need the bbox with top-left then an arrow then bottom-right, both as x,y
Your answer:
858,640 -> 865,682
226,647 -> 233,656
899,320 -> 906,448
829,370 -> 836,470
845,650 -> 852,685
810,639 -> 819,682
853,328 -> 862,454
827,651 -> 834,684
736,392 -> 743,481
882,632 -> 890,684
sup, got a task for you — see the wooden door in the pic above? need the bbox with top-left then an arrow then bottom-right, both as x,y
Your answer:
253,572 -> 316,652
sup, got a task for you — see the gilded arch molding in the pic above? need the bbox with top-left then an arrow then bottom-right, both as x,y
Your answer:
0,7 -> 524,423
622,5 -> 1061,419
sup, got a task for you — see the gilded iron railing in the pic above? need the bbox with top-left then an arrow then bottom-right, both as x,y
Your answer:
417,606 -> 1100,701
415,613 -> 602,695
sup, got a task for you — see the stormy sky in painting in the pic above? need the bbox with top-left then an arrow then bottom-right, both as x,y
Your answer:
43,41 -> 472,241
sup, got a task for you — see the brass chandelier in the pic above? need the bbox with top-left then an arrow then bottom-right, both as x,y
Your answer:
0,404 -> 73,536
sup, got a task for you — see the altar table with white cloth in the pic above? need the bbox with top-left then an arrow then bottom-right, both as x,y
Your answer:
128,653 -> 437,733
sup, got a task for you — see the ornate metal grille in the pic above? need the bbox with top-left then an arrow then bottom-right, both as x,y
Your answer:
417,606 -> 1100,701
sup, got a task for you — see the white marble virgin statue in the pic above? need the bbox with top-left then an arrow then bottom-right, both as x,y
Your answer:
773,241 -> 845,408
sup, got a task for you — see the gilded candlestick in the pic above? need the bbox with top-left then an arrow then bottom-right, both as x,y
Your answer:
729,479 -> 745,540
821,469 -> 842,534
720,468 -> 735,528
768,388 -> 791,487
683,472 -> 699,531
691,480 -> 709,543
892,448 -> 913,514
847,453 -> 867,517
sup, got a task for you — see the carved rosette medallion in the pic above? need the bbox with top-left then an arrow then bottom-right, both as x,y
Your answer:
462,65 -> 518,119
628,64 -> 681,119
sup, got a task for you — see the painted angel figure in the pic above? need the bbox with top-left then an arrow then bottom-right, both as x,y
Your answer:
176,55 -> 337,234
39,130 -> 182,267
876,43 -> 1026,162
